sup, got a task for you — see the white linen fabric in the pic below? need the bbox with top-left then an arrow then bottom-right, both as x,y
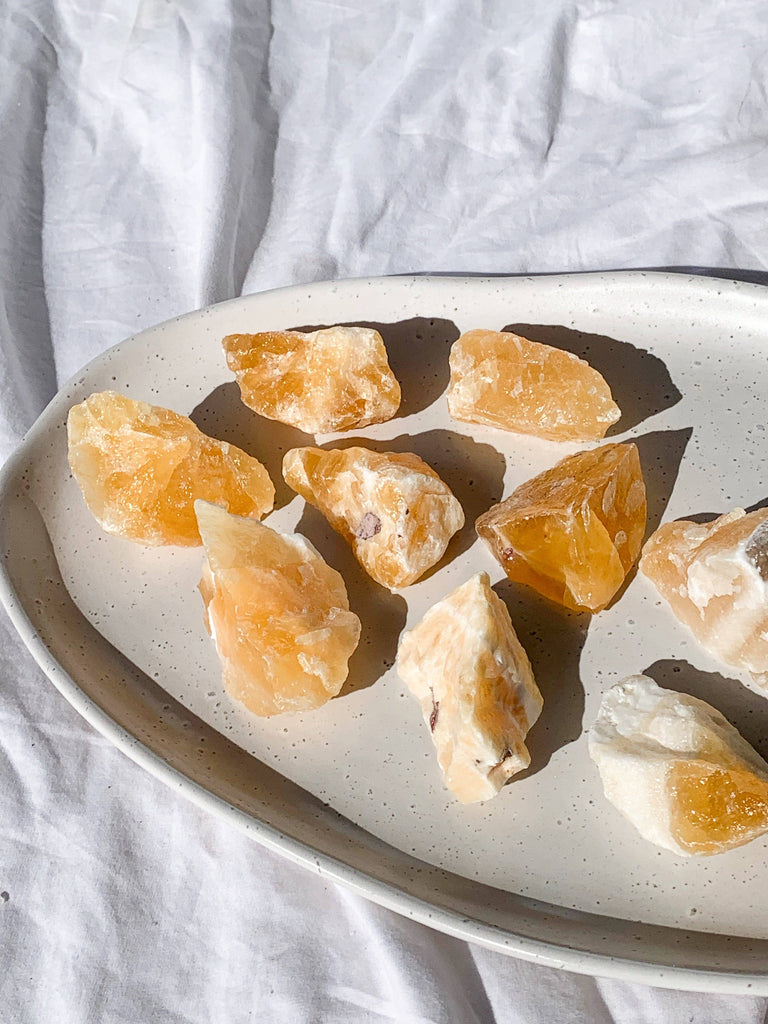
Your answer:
2,1 -> 768,1020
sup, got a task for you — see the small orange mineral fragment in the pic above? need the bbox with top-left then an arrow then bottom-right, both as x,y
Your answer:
282,446 -> 465,589
447,329 -> 620,441
476,442 -> 646,612
195,500 -> 361,716
640,508 -> 768,689
222,326 -> 401,433
397,572 -> 543,803
67,391 -> 274,546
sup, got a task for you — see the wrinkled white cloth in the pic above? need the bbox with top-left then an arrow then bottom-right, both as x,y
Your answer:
3,1 -> 768,1021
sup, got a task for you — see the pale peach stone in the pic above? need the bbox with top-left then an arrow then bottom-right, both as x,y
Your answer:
640,508 -> 768,690
283,446 -> 464,589
196,501 -> 361,716
397,572 -> 543,803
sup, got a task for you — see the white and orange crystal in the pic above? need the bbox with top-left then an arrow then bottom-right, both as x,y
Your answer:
397,572 -> 543,803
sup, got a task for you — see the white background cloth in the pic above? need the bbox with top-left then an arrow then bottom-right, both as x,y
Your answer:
3,1 -> 768,1020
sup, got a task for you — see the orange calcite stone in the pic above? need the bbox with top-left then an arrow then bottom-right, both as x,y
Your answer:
195,501 -> 361,716
397,572 -> 543,803
447,329 -> 620,441
476,443 -> 646,612
67,391 -> 274,546
669,761 -> 768,855
282,446 -> 465,589
640,508 -> 768,688
222,326 -> 401,433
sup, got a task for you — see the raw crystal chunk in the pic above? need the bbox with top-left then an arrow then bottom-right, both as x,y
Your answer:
222,326 -> 401,433
396,572 -> 543,803
447,329 -> 620,441
67,391 -> 274,546
476,443 -> 646,612
282,446 -> 465,589
589,675 -> 768,856
195,501 -> 361,716
640,508 -> 768,689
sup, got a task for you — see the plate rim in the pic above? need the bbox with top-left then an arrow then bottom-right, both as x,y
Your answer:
4,270 -> 768,993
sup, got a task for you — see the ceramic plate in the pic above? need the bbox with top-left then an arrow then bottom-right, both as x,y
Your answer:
3,273 -> 768,992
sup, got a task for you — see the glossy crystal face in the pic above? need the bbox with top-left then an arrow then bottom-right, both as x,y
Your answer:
476,442 -> 646,612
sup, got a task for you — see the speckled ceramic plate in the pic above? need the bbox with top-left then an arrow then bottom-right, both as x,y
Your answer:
3,272 -> 768,992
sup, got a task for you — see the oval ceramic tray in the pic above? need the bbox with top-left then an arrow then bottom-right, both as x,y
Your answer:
3,272 -> 768,992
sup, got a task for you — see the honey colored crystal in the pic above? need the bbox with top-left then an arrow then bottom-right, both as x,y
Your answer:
640,508 -> 768,689
67,391 -> 274,546
447,329 -> 620,441
282,446 -> 465,589
195,501 -> 361,716
397,572 -> 543,803
222,326 -> 401,433
476,442 -> 646,612
668,761 -> 768,855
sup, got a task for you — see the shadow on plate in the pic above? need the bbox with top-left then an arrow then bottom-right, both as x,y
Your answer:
289,317 -> 459,418
189,382 -> 313,510
604,426 -> 692,610
676,494 -> 768,525
493,578 -> 589,780
644,658 -> 768,759
633,427 -> 692,540
295,503 -> 407,698
502,322 -> 681,436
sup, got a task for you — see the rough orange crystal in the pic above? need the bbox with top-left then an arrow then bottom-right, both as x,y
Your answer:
447,329 -> 620,441
222,326 -> 401,433
589,675 -> 768,856
195,500 -> 361,716
282,446 -> 465,589
67,391 -> 274,546
397,572 -> 543,803
476,442 -> 646,612
640,508 -> 768,689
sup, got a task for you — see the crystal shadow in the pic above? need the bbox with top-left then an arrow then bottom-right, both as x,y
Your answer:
189,381 -> 313,510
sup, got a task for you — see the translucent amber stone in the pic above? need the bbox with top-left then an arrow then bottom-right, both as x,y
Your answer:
397,572 -> 543,803
67,391 -> 274,546
282,446 -> 464,589
447,329 -> 620,441
476,443 -> 646,612
222,326 -> 401,433
669,761 -> 768,855
640,508 -> 768,688
195,501 -> 361,716
589,675 -> 768,856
